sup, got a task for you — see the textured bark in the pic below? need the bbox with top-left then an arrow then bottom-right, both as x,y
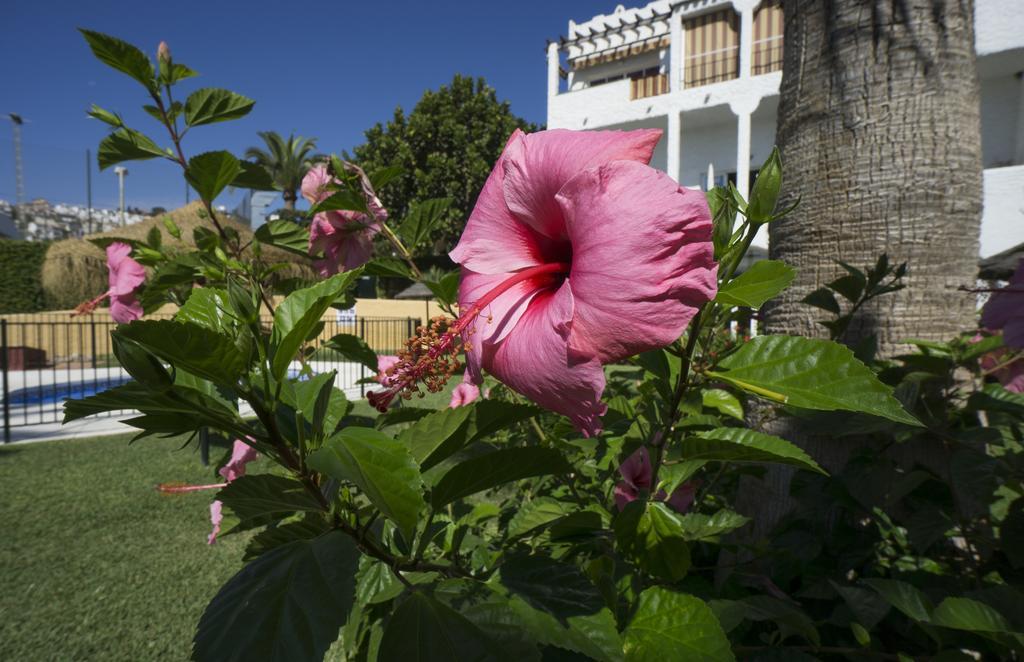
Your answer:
733,0 -> 984,541
764,0 -> 982,354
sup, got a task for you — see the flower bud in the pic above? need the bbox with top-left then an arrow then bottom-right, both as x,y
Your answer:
157,41 -> 171,64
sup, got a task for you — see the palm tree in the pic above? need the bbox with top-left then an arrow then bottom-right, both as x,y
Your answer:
244,132 -> 319,210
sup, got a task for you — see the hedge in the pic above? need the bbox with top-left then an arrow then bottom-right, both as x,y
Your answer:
0,239 -> 49,314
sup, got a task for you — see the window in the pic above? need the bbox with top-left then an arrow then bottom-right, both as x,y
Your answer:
629,67 -> 668,100
752,0 -> 784,75
684,9 -> 740,88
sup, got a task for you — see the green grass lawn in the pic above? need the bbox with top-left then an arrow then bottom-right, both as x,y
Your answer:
0,433 -> 253,661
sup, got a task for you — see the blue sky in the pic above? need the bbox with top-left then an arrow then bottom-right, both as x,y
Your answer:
1,0 -> 606,212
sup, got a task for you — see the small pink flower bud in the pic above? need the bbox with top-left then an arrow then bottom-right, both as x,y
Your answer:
157,41 -> 171,63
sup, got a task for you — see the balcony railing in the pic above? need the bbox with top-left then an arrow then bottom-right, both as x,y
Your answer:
752,37 -> 783,75
684,47 -> 739,88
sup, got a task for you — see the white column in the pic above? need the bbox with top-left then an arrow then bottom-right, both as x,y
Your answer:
547,42 -> 560,101
669,9 -> 684,93
735,111 -> 752,200
736,0 -> 759,80
667,110 -> 681,183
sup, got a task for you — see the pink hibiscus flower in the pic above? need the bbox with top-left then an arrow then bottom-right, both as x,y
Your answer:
614,446 -> 697,513
158,438 -> 259,545
302,165 -> 384,276
449,373 -> 481,408
74,242 -> 145,323
377,355 -> 400,386
368,129 -> 716,435
973,333 -> 1024,393
982,259 -> 1024,349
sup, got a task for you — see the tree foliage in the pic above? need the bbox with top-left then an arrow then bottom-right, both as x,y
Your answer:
349,75 -> 539,255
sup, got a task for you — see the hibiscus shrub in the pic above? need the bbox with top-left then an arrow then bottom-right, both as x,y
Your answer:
68,31 -> 1024,661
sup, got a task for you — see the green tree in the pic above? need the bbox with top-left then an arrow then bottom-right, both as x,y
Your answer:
350,75 -> 539,255
244,132 -> 319,210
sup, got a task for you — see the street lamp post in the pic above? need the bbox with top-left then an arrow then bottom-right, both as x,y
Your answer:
114,166 -> 128,227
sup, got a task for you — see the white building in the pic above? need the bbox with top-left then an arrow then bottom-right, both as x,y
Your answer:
546,0 -> 1024,256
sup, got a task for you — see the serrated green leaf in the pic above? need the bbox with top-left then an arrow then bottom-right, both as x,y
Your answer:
717,260 -> 795,308
87,104 -> 124,127
709,335 -> 921,426
398,197 -> 452,249
623,588 -> 734,662
323,333 -> 378,371
217,474 -> 324,533
499,555 -> 604,623
801,287 -> 841,314
931,597 -> 1015,633
232,160 -> 277,191
254,220 -> 309,256
701,388 -> 744,420
676,509 -> 750,542
97,128 -> 169,170
425,271 -> 460,307
176,287 -> 232,333
184,87 -> 255,127
243,515 -> 331,562
110,332 -> 173,391
308,427 -> 424,540
80,29 -> 155,92
192,531 -> 358,662
862,578 -> 934,623
362,256 -> 414,279
431,447 -> 571,508
681,427 -> 827,475
117,319 -> 245,387
308,188 -> 367,216
186,151 -> 243,202
270,270 -> 361,380
378,592 -> 497,662
507,498 -> 572,539
614,501 -> 691,582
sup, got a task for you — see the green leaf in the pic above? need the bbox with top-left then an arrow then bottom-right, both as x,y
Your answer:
308,189 -> 367,216
284,371 -> 337,435
97,128 -> 169,170
308,427 -> 424,540
110,332 -> 173,391
862,578 -> 934,623
507,498 -> 573,538
681,428 -> 827,475
186,151 -> 243,202
480,598 -> 624,662
232,161 -> 277,191
254,220 -> 309,256
369,165 -> 404,190
623,588 -> 734,662
192,531 -> 358,662
614,502 -> 691,582
378,592 -> 497,662
716,260 -> 795,308
930,597 -> 1014,633
363,256 -> 414,279
243,515 -> 331,562
63,381 -> 241,431
184,88 -> 255,127
829,274 -> 866,303
746,146 -> 781,223
270,270 -> 361,381
709,335 -> 921,426
87,104 -> 123,127
323,333 -> 378,371
425,271 -> 460,307
499,555 -> 604,622
217,474 -> 324,532
167,62 -> 198,84
398,198 -> 452,249
117,319 -> 245,387
401,400 -> 540,471
676,509 -> 750,542
176,287 -> 232,333
801,287 -> 841,315
431,447 -> 571,508
701,388 -> 744,420
79,29 -> 155,92
739,595 -> 820,647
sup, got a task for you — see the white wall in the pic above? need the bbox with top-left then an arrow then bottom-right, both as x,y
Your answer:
980,74 -> 1022,168
976,0 -> 1024,57
981,165 -> 1024,257
570,52 -> 664,90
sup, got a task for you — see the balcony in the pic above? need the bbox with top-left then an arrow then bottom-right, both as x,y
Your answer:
630,69 -> 669,100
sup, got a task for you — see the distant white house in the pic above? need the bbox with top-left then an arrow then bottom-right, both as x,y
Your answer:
546,0 -> 1024,256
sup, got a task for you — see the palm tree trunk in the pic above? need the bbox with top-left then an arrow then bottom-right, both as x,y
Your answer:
737,0 -> 984,538
765,0 -> 982,354
283,191 -> 296,211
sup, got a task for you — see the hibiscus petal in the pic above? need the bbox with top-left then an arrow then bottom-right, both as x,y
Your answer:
486,284 -> 606,436
449,129 -> 549,275
449,377 -> 481,408
107,242 -> 146,296
501,128 -> 662,240
558,160 -> 717,363
619,446 -> 652,490
614,482 -> 638,511
663,482 -> 697,514
301,165 -> 333,205
109,293 -> 143,324
219,439 -> 258,483
207,500 -> 223,545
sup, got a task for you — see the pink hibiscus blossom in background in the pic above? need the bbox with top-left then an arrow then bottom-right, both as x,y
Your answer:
158,439 -> 258,545
614,446 -> 697,513
377,355 -> 400,386
302,165 -> 384,276
972,333 -> 1024,394
446,128 -> 717,435
73,242 -> 145,323
981,259 -> 1024,349
449,373 -> 481,408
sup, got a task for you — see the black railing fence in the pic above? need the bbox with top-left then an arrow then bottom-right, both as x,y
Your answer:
0,314 -> 418,442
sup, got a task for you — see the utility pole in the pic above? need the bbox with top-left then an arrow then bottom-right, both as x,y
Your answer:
7,114 -> 25,231
86,149 -> 93,235
114,166 -> 128,227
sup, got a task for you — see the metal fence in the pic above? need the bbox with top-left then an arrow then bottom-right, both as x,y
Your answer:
0,313 -> 419,442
